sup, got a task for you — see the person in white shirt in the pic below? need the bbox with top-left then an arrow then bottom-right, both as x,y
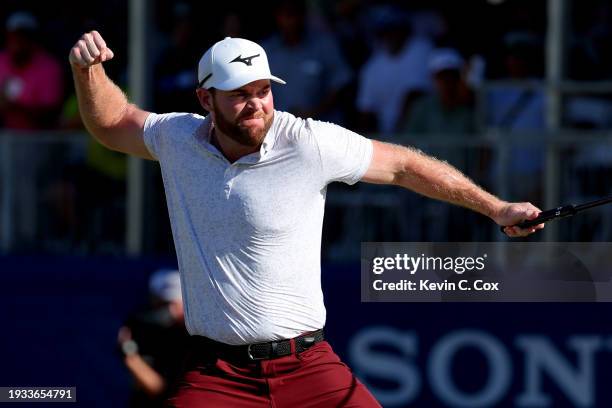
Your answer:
356,6 -> 433,133
69,31 -> 542,408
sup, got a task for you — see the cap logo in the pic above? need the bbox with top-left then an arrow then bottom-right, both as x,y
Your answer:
230,53 -> 260,66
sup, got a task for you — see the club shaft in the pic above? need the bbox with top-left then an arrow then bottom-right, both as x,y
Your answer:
574,196 -> 612,212
501,195 -> 612,233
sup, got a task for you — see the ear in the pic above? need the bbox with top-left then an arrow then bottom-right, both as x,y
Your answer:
196,88 -> 214,113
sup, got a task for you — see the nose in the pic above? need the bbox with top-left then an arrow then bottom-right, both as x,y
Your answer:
245,96 -> 263,112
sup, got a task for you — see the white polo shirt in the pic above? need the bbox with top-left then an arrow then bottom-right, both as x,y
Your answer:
143,110 -> 372,345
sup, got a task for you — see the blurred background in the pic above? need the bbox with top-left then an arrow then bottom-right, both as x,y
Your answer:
1,0 -> 612,406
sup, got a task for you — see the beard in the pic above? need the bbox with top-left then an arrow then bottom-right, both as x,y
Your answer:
212,103 -> 274,148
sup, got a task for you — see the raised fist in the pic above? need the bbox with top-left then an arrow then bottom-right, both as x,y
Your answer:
69,31 -> 114,68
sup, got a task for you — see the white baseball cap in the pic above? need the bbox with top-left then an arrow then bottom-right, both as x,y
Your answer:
429,48 -> 464,74
149,269 -> 182,302
198,37 -> 286,90
6,11 -> 38,32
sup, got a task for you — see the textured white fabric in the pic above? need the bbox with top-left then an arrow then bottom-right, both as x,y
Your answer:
143,110 -> 373,344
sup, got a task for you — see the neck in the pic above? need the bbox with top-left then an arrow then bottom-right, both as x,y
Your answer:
211,127 -> 260,163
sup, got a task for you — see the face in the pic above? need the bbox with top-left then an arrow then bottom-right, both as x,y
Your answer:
198,79 -> 274,147
6,31 -> 34,64
433,69 -> 461,95
276,4 -> 305,38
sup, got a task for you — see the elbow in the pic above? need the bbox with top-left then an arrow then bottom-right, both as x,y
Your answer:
143,380 -> 166,398
84,123 -> 119,151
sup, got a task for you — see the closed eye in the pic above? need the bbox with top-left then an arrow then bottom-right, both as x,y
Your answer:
258,86 -> 271,98
230,86 -> 271,100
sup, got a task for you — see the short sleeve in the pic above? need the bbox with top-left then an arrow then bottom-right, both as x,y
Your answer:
143,112 -> 162,160
143,112 -> 193,161
308,119 -> 373,185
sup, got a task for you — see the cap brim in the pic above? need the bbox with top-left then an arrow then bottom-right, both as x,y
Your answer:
211,73 -> 286,91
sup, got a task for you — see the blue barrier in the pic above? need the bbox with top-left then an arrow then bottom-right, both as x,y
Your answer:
1,257 -> 611,407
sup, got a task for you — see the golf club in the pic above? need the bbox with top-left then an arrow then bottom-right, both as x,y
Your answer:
501,195 -> 612,232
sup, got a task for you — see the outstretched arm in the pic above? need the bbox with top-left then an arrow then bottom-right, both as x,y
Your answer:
69,31 -> 153,159
117,327 -> 166,397
361,140 -> 544,237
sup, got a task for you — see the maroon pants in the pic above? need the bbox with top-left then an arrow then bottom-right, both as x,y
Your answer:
166,340 -> 380,407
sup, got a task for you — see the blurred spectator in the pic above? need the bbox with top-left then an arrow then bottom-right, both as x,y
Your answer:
328,0 -> 373,128
118,269 -> 189,408
568,1 -> 612,81
262,0 -> 352,123
565,1 -> 612,130
221,12 -> 244,38
566,96 -> 612,130
331,0 -> 371,72
58,92 -> 126,252
486,31 -> 545,130
398,48 -> 480,239
61,94 -> 127,253
401,48 -> 475,135
486,31 -> 545,203
154,3 -> 200,114
0,11 -> 63,129
410,9 -> 448,40
356,5 -> 433,133
0,11 -> 66,251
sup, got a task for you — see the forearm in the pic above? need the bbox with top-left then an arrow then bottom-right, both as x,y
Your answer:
69,31 -> 152,158
394,146 -> 506,219
71,64 -> 130,143
124,354 -> 166,397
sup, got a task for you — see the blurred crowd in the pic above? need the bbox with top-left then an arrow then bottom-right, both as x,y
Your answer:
2,0 -> 612,132
2,0 -> 612,252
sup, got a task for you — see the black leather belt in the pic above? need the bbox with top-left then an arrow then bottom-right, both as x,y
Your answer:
192,329 -> 325,362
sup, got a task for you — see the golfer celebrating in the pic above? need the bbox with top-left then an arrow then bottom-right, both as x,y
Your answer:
70,31 -> 542,407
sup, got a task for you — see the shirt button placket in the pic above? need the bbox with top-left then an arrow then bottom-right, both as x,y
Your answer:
224,165 -> 235,199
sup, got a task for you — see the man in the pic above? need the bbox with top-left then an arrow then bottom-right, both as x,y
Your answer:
356,6 -> 432,133
118,269 -> 189,407
262,0 -> 352,123
401,48 -> 475,136
0,11 -> 63,129
487,31 -> 546,204
1,11 -> 65,249
70,31 -> 542,407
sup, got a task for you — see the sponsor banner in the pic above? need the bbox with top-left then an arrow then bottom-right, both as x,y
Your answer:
346,325 -> 611,408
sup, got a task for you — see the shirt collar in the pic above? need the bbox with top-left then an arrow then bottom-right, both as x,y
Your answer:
199,113 -> 277,162
259,112 -> 278,157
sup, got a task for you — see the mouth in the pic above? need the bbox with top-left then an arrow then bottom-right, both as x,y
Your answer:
238,113 -> 265,126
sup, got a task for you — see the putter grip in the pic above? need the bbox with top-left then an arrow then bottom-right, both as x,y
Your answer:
500,205 -> 576,232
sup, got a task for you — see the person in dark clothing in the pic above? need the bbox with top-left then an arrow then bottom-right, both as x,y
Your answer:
117,269 -> 189,408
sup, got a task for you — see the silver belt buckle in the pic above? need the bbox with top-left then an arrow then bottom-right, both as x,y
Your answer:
247,343 -> 267,361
